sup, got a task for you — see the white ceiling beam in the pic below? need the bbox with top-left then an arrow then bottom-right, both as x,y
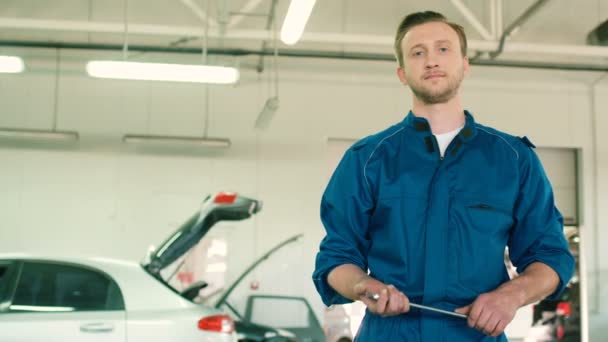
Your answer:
490,0 -> 503,40
449,0 -> 493,40
228,0 -> 265,29
1,17 -> 608,58
180,0 -> 218,27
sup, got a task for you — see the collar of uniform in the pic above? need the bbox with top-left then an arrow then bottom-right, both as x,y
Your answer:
447,110 -> 478,157
457,110 -> 477,142
401,110 -> 478,141
402,111 -> 431,133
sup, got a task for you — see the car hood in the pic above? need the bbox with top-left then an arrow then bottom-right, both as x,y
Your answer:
142,192 -> 262,275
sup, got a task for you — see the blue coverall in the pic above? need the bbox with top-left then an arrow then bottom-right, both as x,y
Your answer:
313,111 -> 575,341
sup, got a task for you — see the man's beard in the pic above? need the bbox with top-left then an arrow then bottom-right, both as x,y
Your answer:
409,69 -> 464,104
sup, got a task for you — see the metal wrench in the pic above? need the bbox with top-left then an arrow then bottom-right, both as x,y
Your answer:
366,292 -> 467,319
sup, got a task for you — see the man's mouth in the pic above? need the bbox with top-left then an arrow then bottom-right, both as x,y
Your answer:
424,73 -> 445,80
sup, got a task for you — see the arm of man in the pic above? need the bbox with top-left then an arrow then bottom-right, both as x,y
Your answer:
455,261 -> 560,337
456,138 -> 574,337
328,263 -> 410,316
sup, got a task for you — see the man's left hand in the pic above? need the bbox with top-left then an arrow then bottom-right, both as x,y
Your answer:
455,287 -> 523,337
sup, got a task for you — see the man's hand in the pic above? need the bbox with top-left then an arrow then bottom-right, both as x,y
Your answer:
455,287 -> 522,337
354,278 -> 410,317
455,262 -> 561,337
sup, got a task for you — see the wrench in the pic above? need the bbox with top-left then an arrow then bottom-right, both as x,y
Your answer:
366,292 -> 467,319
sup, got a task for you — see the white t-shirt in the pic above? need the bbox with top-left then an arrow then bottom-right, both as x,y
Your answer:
435,125 -> 464,157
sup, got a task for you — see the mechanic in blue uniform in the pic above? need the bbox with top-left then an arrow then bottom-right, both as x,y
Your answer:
312,11 -> 574,341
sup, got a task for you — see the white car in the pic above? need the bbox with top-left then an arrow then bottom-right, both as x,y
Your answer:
0,192 -> 262,342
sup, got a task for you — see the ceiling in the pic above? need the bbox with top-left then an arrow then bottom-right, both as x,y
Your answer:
0,0 -> 607,69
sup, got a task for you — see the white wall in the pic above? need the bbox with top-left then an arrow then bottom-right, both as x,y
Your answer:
588,81 -> 608,341
0,46 -> 606,339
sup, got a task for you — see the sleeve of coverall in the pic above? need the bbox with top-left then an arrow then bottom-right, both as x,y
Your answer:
508,142 -> 575,300
312,144 -> 375,306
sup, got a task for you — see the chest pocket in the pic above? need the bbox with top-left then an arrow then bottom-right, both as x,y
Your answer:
465,202 -> 514,234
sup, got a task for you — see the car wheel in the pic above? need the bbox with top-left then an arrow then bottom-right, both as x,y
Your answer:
265,337 -> 293,342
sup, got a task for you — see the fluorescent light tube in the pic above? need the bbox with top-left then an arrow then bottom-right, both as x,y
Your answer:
123,134 -> 231,148
327,137 -> 357,143
254,97 -> 279,129
280,0 -> 317,45
87,61 -> 239,84
0,127 -> 79,141
0,56 -> 24,73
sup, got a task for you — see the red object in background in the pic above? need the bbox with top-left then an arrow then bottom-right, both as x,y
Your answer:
556,302 -> 571,317
250,280 -> 260,290
177,272 -> 194,285
556,324 -> 565,339
214,192 -> 237,204
198,315 -> 235,334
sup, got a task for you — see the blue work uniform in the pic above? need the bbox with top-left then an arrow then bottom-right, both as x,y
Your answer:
313,111 -> 575,341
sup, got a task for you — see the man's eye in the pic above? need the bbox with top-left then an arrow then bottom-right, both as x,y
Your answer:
412,51 -> 424,56
439,47 -> 449,52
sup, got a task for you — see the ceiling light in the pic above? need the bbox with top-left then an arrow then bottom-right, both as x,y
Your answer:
254,97 -> 279,129
123,134 -> 231,148
86,61 -> 239,84
280,0 -> 317,45
0,56 -> 24,73
0,51 -> 78,143
0,127 -> 79,141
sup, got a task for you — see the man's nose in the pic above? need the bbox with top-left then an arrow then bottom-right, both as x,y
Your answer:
425,59 -> 439,69
425,53 -> 439,69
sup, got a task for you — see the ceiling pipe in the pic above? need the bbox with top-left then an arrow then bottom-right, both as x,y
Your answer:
1,40 -> 607,72
2,17 -> 608,59
489,0 -> 550,59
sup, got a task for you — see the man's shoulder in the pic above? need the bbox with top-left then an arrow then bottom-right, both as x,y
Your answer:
350,123 -> 406,153
474,123 -> 536,159
475,123 -> 516,141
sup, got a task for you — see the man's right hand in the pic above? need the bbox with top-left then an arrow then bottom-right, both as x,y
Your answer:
354,277 -> 410,316
327,264 -> 410,316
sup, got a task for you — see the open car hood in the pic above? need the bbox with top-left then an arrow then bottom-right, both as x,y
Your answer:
142,192 -> 262,275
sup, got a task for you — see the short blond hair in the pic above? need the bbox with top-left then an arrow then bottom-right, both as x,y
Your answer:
394,11 -> 467,67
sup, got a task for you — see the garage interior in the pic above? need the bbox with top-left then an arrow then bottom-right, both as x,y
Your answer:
0,0 -> 607,341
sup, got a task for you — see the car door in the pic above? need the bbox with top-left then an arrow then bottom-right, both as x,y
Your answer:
0,260 -> 126,342
244,295 -> 325,342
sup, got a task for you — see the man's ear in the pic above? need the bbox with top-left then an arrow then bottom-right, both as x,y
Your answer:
397,67 -> 408,86
463,56 -> 470,76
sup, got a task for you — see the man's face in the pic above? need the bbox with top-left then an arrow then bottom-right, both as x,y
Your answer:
397,21 -> 469,104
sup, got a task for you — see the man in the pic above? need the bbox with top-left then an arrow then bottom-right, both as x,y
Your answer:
312,11 -> 574,341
